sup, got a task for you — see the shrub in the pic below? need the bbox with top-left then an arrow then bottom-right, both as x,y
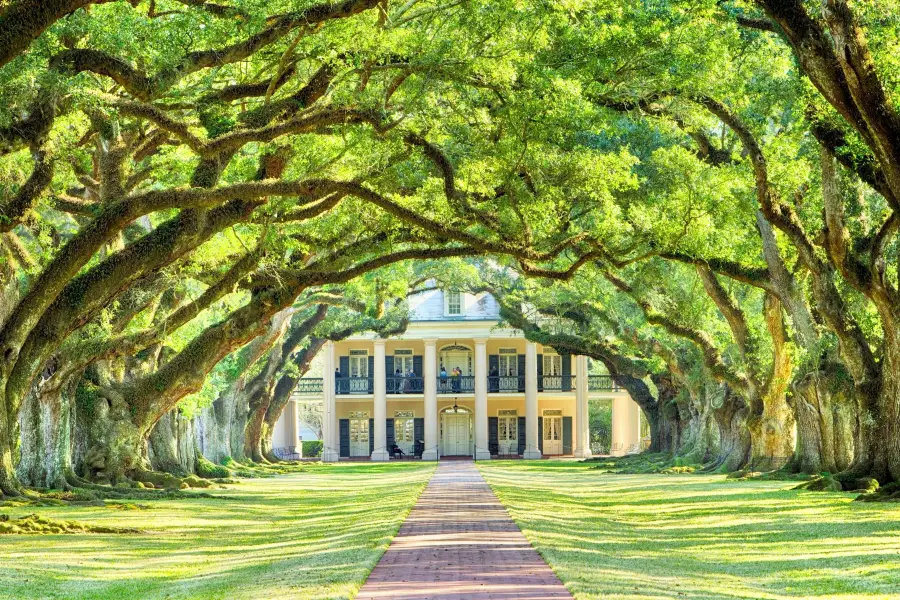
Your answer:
302,440 -> 323,458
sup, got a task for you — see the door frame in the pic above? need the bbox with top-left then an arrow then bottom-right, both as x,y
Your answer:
497,409 -> 518,455
542,409 -> 563,456
349,411 -> 370,457
440,405 -> 472,456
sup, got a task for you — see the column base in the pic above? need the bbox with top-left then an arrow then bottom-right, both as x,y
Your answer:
475,449 -> 492,460
421,448 -> 439,461
322,449 -> 340,462
370,450 -> 391,462
574,449 -> 593,459
611,449 -> 627,457
523,449 -> 542,460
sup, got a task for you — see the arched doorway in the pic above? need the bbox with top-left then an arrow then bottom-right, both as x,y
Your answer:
439,344 -> 472,375
440,405 -> 472,456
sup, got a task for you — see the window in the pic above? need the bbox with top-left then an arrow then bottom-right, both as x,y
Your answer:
498,348 -> 517,376
543,353 -> 562,376
349,349 -> 368,378
498,410 -> 518,442
394,349 -> 414,373
446,290 -> 462,316
394,411 -> 415,442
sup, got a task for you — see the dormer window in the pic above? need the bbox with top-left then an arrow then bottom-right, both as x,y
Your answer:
446,290 -> 463,316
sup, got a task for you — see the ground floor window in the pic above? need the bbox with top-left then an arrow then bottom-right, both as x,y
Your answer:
543,409 -> 563,455
394,410 -> 415,456
349,410 -> 370,457
498,409 -> 518,454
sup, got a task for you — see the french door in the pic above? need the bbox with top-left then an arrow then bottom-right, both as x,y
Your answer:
498,352 -> 518,391
394,416 -> 415,455
442,414 -> 470,456
543,413 -> 563,455
349,417 -> 369,457
498,414 -> 518,455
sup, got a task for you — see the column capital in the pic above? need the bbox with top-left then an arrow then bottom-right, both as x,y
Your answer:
325,340 -> 335,349
474,337 -> 489,346
423,337 -> 439,345
373,338 -> 386,347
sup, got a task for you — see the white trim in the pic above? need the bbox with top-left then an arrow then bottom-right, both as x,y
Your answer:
440,404 -> 472,414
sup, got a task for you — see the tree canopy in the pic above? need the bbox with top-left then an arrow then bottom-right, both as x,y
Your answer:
0,0 -> 897,496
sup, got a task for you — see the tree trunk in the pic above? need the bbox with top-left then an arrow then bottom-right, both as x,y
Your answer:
788,367 -> 856,473
148,409 -> 197,476
710,386 -> 751,472
243,392 -> 270,463
16,379 -> 75,489
73,382 -> 145,485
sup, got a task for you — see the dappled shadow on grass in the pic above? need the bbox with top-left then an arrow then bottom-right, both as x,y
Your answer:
479,462 -> 900,599
0,462 -> 435,600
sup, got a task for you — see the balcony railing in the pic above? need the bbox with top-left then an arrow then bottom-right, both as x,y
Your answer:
488,375 -> 524,393
336,377 -> 371,394
539,375 -> 574,391
294,378 -> 324,394
293,373 -> 622,395
387,376 -> 424,394
437,375 -> 475,394
588,374 -> 619,391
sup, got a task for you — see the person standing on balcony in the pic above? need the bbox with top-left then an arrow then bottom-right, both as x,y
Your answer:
335,368 -> 343,395
395,367 -> 403,393
440,366 -> 448,391
451,366 -> 461,392
489,365 -> 498,392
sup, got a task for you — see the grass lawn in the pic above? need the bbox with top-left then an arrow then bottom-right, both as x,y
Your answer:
478,461 -> 900,600
0,462 -> 434,600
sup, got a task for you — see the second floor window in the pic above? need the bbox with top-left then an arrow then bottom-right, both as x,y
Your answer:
446,290 -> 462,315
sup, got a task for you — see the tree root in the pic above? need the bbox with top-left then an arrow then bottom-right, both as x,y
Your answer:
0,513 -> 143,535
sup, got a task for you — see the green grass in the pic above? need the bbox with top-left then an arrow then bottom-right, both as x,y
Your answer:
478,461 -> 900,600
0,462 -> 434,600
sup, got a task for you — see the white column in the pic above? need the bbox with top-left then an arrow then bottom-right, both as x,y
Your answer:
611,394 -> 641,457
628,398 -> 642,453
321,341 -> 339,462
422,338 -> 439,460
371,340 -> 389,461
523,341 -> 541,459
574,355 -> 592,458
474,338 -> 491,460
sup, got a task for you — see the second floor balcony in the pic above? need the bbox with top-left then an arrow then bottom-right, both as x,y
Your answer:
296,374 -> 622,396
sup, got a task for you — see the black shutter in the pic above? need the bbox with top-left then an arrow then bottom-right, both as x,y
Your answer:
386,418 -> 395,453
413,355 -> 423,376
517,354 -> 526,392
537,353 -> 544,391
385,356 -> 394,393
517,416 -> 526,455
414,418 -> 424,457
537,417 -> 543,454
367,356 -> 375,393
489,355 -> 499,393
562,354 -> 572,391
563,416 -> 573,455
338,356 -> 349,394
488,417 -> 499,456
339,419 -> 350,457
369,418 -> 375,454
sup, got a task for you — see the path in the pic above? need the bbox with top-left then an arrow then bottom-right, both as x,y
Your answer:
356,461 -> 572,600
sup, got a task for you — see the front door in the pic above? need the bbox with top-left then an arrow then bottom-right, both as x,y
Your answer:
498,414 -> 518,455
442,414 -> 471,456
350,418 -> 369,457
543,414 -> 563,455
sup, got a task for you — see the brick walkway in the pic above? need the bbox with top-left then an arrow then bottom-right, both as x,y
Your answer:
356,461 -> 572,600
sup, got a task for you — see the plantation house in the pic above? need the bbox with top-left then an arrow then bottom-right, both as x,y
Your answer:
273,289 -> 643,460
